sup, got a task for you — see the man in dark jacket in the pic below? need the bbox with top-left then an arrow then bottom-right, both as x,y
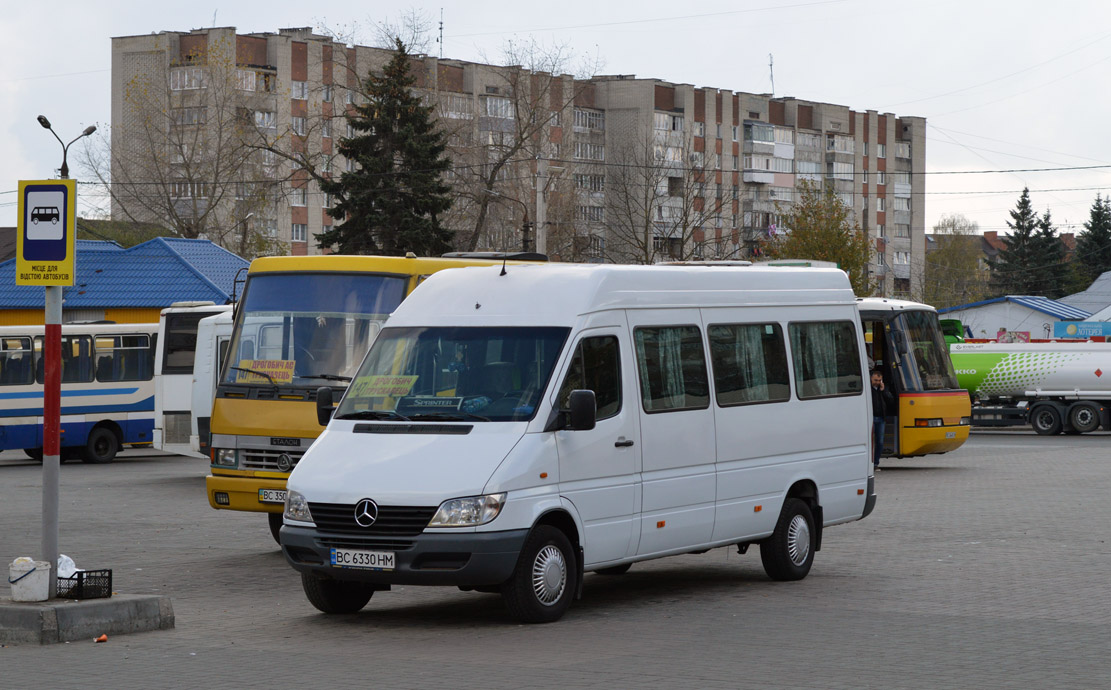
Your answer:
871,369 -> 895,470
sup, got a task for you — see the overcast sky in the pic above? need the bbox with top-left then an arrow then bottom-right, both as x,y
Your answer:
3,0 -> 1110,236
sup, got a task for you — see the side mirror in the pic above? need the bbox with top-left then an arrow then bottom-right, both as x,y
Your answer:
316,386 -> 334,426
567,389 -> 596,431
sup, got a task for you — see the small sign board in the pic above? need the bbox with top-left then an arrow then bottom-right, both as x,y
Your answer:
1054,321 -> 1111,339
16,179 -> 76,286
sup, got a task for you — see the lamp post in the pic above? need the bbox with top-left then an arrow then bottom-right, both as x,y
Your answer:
485,189 -> 532,253
35,115 -> 96,598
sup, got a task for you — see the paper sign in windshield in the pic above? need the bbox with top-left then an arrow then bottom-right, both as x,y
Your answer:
349,375 -> 418,398
235,359 -> 296,384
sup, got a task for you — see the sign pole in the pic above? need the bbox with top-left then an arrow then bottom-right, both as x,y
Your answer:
43,285 -> 61,599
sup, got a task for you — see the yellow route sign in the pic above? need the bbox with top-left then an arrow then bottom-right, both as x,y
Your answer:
16,179 -> 76,286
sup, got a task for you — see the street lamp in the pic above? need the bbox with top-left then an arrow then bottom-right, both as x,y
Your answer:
37,114 -> 97,179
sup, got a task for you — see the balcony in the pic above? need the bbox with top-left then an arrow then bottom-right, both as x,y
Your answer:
743,170 -> 774,184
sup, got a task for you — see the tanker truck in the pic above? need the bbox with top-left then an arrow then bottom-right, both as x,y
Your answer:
950,342 -> 1111,435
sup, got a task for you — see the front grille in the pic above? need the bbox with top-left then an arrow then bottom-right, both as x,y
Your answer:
318,536 -> 417,551
241,449 -> 304,471
308,502 -> 436,536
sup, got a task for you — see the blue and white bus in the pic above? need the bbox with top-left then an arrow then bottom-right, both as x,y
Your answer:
0,322 -> 158,463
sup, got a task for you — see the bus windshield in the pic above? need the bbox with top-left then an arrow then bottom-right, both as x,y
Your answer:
221,273 -> 408,388
894,310 -> 960,391
334,326 -> 570,422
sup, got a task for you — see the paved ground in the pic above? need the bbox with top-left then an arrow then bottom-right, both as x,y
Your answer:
2,431 -> 1110,688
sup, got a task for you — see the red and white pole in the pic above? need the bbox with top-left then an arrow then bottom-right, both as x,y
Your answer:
43,284 -> 61,598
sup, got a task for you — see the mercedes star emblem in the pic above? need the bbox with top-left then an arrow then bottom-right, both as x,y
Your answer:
354,498 -> 379,527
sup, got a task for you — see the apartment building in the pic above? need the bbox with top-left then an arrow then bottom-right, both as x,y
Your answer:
110,27 -> 925,295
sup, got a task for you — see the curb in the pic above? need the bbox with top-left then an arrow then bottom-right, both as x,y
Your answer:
0,594 -> 174,645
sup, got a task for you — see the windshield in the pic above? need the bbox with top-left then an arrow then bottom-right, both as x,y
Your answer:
894,310 -> 960,391
335,326 -> 570,422
221,272 -> 408,387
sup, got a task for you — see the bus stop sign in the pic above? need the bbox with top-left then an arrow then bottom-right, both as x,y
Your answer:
16,179 -> 76,286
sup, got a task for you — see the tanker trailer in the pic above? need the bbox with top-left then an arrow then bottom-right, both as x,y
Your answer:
950,342 -> 1111,435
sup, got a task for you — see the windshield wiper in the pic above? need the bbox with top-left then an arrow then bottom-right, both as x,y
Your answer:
298,373 -> 353,382
334,410 -> 411,421
409,411 -> 491,422
229,366 -> 277,386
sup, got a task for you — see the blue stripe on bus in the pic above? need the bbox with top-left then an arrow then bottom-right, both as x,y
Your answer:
0,418 -> 155,451
0,387 -> 141,401
0,395 -> 155,418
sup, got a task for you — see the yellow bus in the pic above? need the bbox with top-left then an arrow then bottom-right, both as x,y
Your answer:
205,253 -> 544,541
858,297 -> 970,458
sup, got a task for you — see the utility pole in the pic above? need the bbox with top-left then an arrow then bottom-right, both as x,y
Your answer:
535,157 -> 548,255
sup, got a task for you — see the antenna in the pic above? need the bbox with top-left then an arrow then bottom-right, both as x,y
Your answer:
768,54 -> 775,97
438,8 -> 444,59
212,10 -> 218,27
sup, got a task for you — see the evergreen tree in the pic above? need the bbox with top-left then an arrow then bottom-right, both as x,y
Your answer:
1075,194 -> 1111,284
317,38 -> 454,256
1031,209 -> 1068,298
989,188 -> 1040,295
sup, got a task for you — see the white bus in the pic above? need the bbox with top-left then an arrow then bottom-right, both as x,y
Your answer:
0,322 -> 158,463
190,309 -> 234,457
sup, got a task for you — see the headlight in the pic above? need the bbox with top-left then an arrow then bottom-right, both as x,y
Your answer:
914,418 -> 943,428
213,448 -> 237,467
428,493 -> 506,527
284,490 -> 313,523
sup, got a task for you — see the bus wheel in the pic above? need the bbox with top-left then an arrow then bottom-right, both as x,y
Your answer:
760,498 -> 816,581
1068,403 -> 1100,434
1031,406 -> 1062,436
81,427 -> 119,464
501,525 -> 577,623
24,448 -> 43,462
268,513 -> 284,545
301,573 -> 374,614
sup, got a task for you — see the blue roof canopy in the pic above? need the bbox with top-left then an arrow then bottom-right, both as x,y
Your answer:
938,295 -> 1091,321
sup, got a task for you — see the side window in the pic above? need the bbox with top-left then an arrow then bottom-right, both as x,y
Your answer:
0,337 -> 34,386
788,321 -> 863,399
163,313 -> 216,374
557,336 -> 621,420
36,335 -> 95,384
708,323 -> 791,406
95,334 -> 154,382
633,326 -> 709,413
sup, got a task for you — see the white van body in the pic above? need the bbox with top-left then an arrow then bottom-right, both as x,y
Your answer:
190,309 -> 234,456
281,264 -> 876,622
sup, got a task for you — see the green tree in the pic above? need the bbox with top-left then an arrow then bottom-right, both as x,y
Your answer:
317,38 -> 454,255
921,214 -> 990,309
1029,209 -> 1069,298
989,187 -> 1040,295
1075,194 -> 1111,284
768,181 -> 874,294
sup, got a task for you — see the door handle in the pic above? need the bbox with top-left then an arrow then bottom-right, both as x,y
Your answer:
614,439 -> 634,448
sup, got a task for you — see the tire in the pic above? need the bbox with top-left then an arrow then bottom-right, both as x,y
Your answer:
24,448 -> 43,462
301,573 -> 374,614
594,563 -> 632,576
1068,403 -> 1100,434
760,498 -> 816,582
1031,406 -> 1062,436
81,427 -> 119,464
268,512 -> 284,545
501,525 -> 577,623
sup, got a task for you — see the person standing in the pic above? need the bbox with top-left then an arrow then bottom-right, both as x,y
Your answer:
871,369 -> 895,470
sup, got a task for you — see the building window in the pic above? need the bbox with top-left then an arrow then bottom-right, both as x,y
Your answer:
574,142 -> 605,161
894,251 -> 910,265
483,96 -> 514,119
578,206 -> 605,223
236,69 -> 256,92
797,160 -> 821,181
291,81 -> 308,100
827,135 -> 854,154
877,223 -> 886,238
862,141 -> 868,157
292,117 -> 306,136
347,158 -> 357,172
255,111 -> 276,129
589,234 -> 605,259
796,132 -> 821,148
838,191 -> 854,207
291,187 -> 307,206
732,155 -> 739,171
574,174 -> 605,193
573,108 -> 605,131
694,122 -> 705,137
172,107 -> 206,126
772,157 -> 792,173
654,112 -> 684,132
170,181 -> 210,198
829,161 -> 854,180
876,197 -> 886,212
732,125 -> 739,142
440,93 -> 473,119
877,143 -> 886,158
895,224 -> 910,238
894,172 -> 911,185
896,142 -> 911,158
321,119 -> 332,138
322,84 -> 333,102
744,123 -> 774,143
894,197 -> 911,212
321,157 -> 333,174
322,224 -> 332,237
773,127 -> 794,145
170,67 -> 205,90
323,193 -> 333,209
292,223 -> 307,242
876,171 -> 886,185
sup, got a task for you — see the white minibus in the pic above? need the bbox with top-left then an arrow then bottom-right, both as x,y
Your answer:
280,264 -> 876,623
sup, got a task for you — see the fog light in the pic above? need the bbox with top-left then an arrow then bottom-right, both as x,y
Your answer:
214,492 -> 230,505
959,417 -> 971,426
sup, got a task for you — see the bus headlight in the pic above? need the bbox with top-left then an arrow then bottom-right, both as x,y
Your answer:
284,490 -> 313,523
914,418 -> 943,428
428,493 -> 506,527
213,449 -> 237,467
959,417 -> 971,426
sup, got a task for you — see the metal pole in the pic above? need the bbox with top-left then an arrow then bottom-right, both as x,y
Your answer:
43,284 -> 62,598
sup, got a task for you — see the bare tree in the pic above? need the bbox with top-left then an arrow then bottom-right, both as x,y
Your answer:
81,35 -> 286,257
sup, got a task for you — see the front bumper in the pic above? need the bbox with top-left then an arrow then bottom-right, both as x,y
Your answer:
206,473 -> 287,513
281,524 -> 529,587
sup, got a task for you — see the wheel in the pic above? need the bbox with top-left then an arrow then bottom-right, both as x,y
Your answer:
760,498 -> 816,581
594,563 -> 631,576
1068,403 -> 1100,434
268,512 -> 284,545
501,525 -> 577,623
24,448 -> 43,462
81,427 -> 119,464
1031,406 -> 1062,436
301,573 -> 374,614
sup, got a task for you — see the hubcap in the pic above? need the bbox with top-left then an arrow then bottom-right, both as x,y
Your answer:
786,514 -> 811,566
531,545 -> 567,606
